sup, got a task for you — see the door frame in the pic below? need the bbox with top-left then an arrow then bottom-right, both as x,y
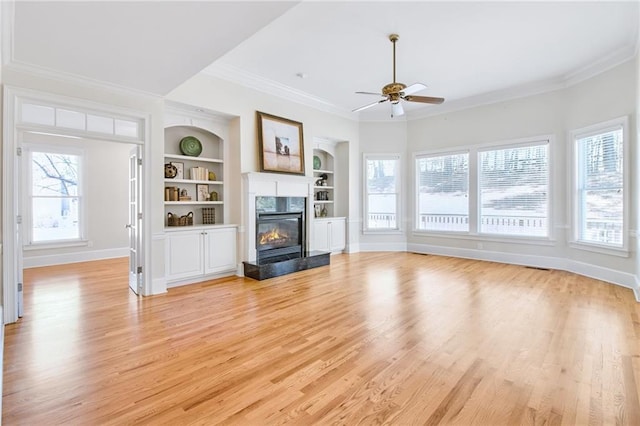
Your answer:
2,86 -> 153,324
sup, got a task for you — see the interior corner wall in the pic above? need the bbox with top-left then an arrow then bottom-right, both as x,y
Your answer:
636,51 -> 640,297
358,119 -> 408,252
405,59 -> 637,290
166,74 -> 361,260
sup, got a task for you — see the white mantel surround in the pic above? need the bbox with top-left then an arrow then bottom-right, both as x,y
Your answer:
242,172 -> 316,263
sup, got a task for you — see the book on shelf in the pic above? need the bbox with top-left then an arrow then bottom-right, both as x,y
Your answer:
190,167 -> 209,181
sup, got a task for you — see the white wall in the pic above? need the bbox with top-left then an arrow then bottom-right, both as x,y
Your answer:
22,133 -> 132,267
401,59 -> 637,292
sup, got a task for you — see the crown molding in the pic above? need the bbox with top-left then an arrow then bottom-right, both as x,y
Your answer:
201,62 -> 355,121
3,60 -> 163,101
563,43 -> 637,87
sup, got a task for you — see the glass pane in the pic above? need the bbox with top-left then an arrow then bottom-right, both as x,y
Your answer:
22,103 -> 55,126
479,144 -> 548,237
32,152 -> 79,196
115,119 -> 139,138
580,189 -> 623,245
56,109 -> 86,130
32,196 -> 80,242
367,159 -> 397,193
87,114 -> 114,134
367,194 -> 397,229
417,153 -> 469,232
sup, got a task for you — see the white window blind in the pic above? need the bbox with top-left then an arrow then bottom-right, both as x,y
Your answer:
416,152 -> 469,232
576,127 -> 623,246
364,155 -> 400,231
479,142 -> 549,237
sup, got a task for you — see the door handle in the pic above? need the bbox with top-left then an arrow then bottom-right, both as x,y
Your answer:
125,224 -> 132,229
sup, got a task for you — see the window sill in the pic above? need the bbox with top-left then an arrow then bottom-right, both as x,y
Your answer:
412,230 -> 556,246
24,240 -> 90,251
363,229 -> 403,236
568,241 -> 629,258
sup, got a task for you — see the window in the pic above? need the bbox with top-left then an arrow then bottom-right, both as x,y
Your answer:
479,142 -> 549,237
416,152 -> 469,232
573,118 -> 627,249
364,154 -> 401,231
26,147 -> 84,245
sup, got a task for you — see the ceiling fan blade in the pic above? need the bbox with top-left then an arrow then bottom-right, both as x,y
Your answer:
401,83 -> 427,96
356,91 -> 384,96
391,102 -> 404,117
352,98 -> 388,112
404,95 -> 445,104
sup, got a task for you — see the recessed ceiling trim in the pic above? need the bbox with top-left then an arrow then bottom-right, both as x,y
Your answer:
202,63 -> 354,120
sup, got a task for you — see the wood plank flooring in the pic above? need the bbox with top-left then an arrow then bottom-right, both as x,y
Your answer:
3,253 -> 640,425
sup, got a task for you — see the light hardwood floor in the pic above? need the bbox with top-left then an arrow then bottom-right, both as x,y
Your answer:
3,253 -> 640,425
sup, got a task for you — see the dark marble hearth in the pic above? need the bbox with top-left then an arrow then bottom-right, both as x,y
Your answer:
243,251 -> 330,280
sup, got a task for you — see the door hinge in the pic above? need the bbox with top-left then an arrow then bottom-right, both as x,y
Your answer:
137,158 -> 142,166
16,147 -> 22,156
137,266 -> 143,274
18,282 -> 23,291
16,215 -> 22,224
138,212 -> 143,220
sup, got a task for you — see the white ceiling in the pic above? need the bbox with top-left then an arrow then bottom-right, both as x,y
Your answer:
10,1 -> 298,95
7,1 -> 639,120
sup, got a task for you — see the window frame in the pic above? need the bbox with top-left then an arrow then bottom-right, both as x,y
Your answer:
363,153 -> 402,234
570,116 -> 629,256
23,143 -> 88,248
477,139 -> 551,239
413,135 -> 554,244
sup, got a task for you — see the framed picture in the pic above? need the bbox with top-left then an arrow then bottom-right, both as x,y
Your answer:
170,162 -> 184,180
256,111 -> 305,175
196,184 -> 209,201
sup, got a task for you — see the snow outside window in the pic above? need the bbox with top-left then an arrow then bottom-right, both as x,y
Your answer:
575,125 -> 624,247
416,152 -> 469,232
479,142 -> 549,237
364,155 -> 401,231
26,148 -> 84,244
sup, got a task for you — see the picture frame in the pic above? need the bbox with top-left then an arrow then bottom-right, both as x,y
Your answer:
256,111 -> 305,175
196,184 -> 209,202
170,162 -> 184,180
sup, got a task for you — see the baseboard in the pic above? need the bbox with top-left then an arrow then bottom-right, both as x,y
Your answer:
150,277 -> 168,296
359,242 -> 407,252
23,247 -> 129,268
0,305 -> 4,420
407,243 -> 638,297
166,269 -> 237,289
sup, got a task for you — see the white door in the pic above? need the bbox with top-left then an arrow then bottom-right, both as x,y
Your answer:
165,231 -> 204,281
128,147 -> 143,294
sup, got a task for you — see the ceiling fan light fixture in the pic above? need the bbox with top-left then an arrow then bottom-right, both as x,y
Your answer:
391,102 -> 404,118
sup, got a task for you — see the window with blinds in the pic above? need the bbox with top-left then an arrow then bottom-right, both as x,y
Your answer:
479,142 -> 549,237
575,126 -> 624,247
416,152 -> 469,232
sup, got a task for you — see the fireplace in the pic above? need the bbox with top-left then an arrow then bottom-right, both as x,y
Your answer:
256,212 -> 303,263
255,196 -> 305,264
242,173 -> 330,280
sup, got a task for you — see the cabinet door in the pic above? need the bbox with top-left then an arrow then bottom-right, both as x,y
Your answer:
165,231 -> 204,280
204,227 -> 237,274
313,220 -> 329,252
329,218 -> 346,252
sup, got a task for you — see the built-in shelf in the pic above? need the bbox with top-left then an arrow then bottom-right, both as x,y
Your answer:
164,153 -> 223,164
313,200 -> 333,204
164,201 -> 223,205
313,185 -> 334,190
164,179 -> 223,185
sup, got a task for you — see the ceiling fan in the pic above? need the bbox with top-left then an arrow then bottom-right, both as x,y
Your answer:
353,34 -> 444,117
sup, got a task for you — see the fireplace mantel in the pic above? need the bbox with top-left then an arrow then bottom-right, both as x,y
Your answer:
243,172 -> 316,262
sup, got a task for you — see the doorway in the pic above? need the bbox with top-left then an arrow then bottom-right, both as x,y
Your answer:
3,87 -> 150,324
